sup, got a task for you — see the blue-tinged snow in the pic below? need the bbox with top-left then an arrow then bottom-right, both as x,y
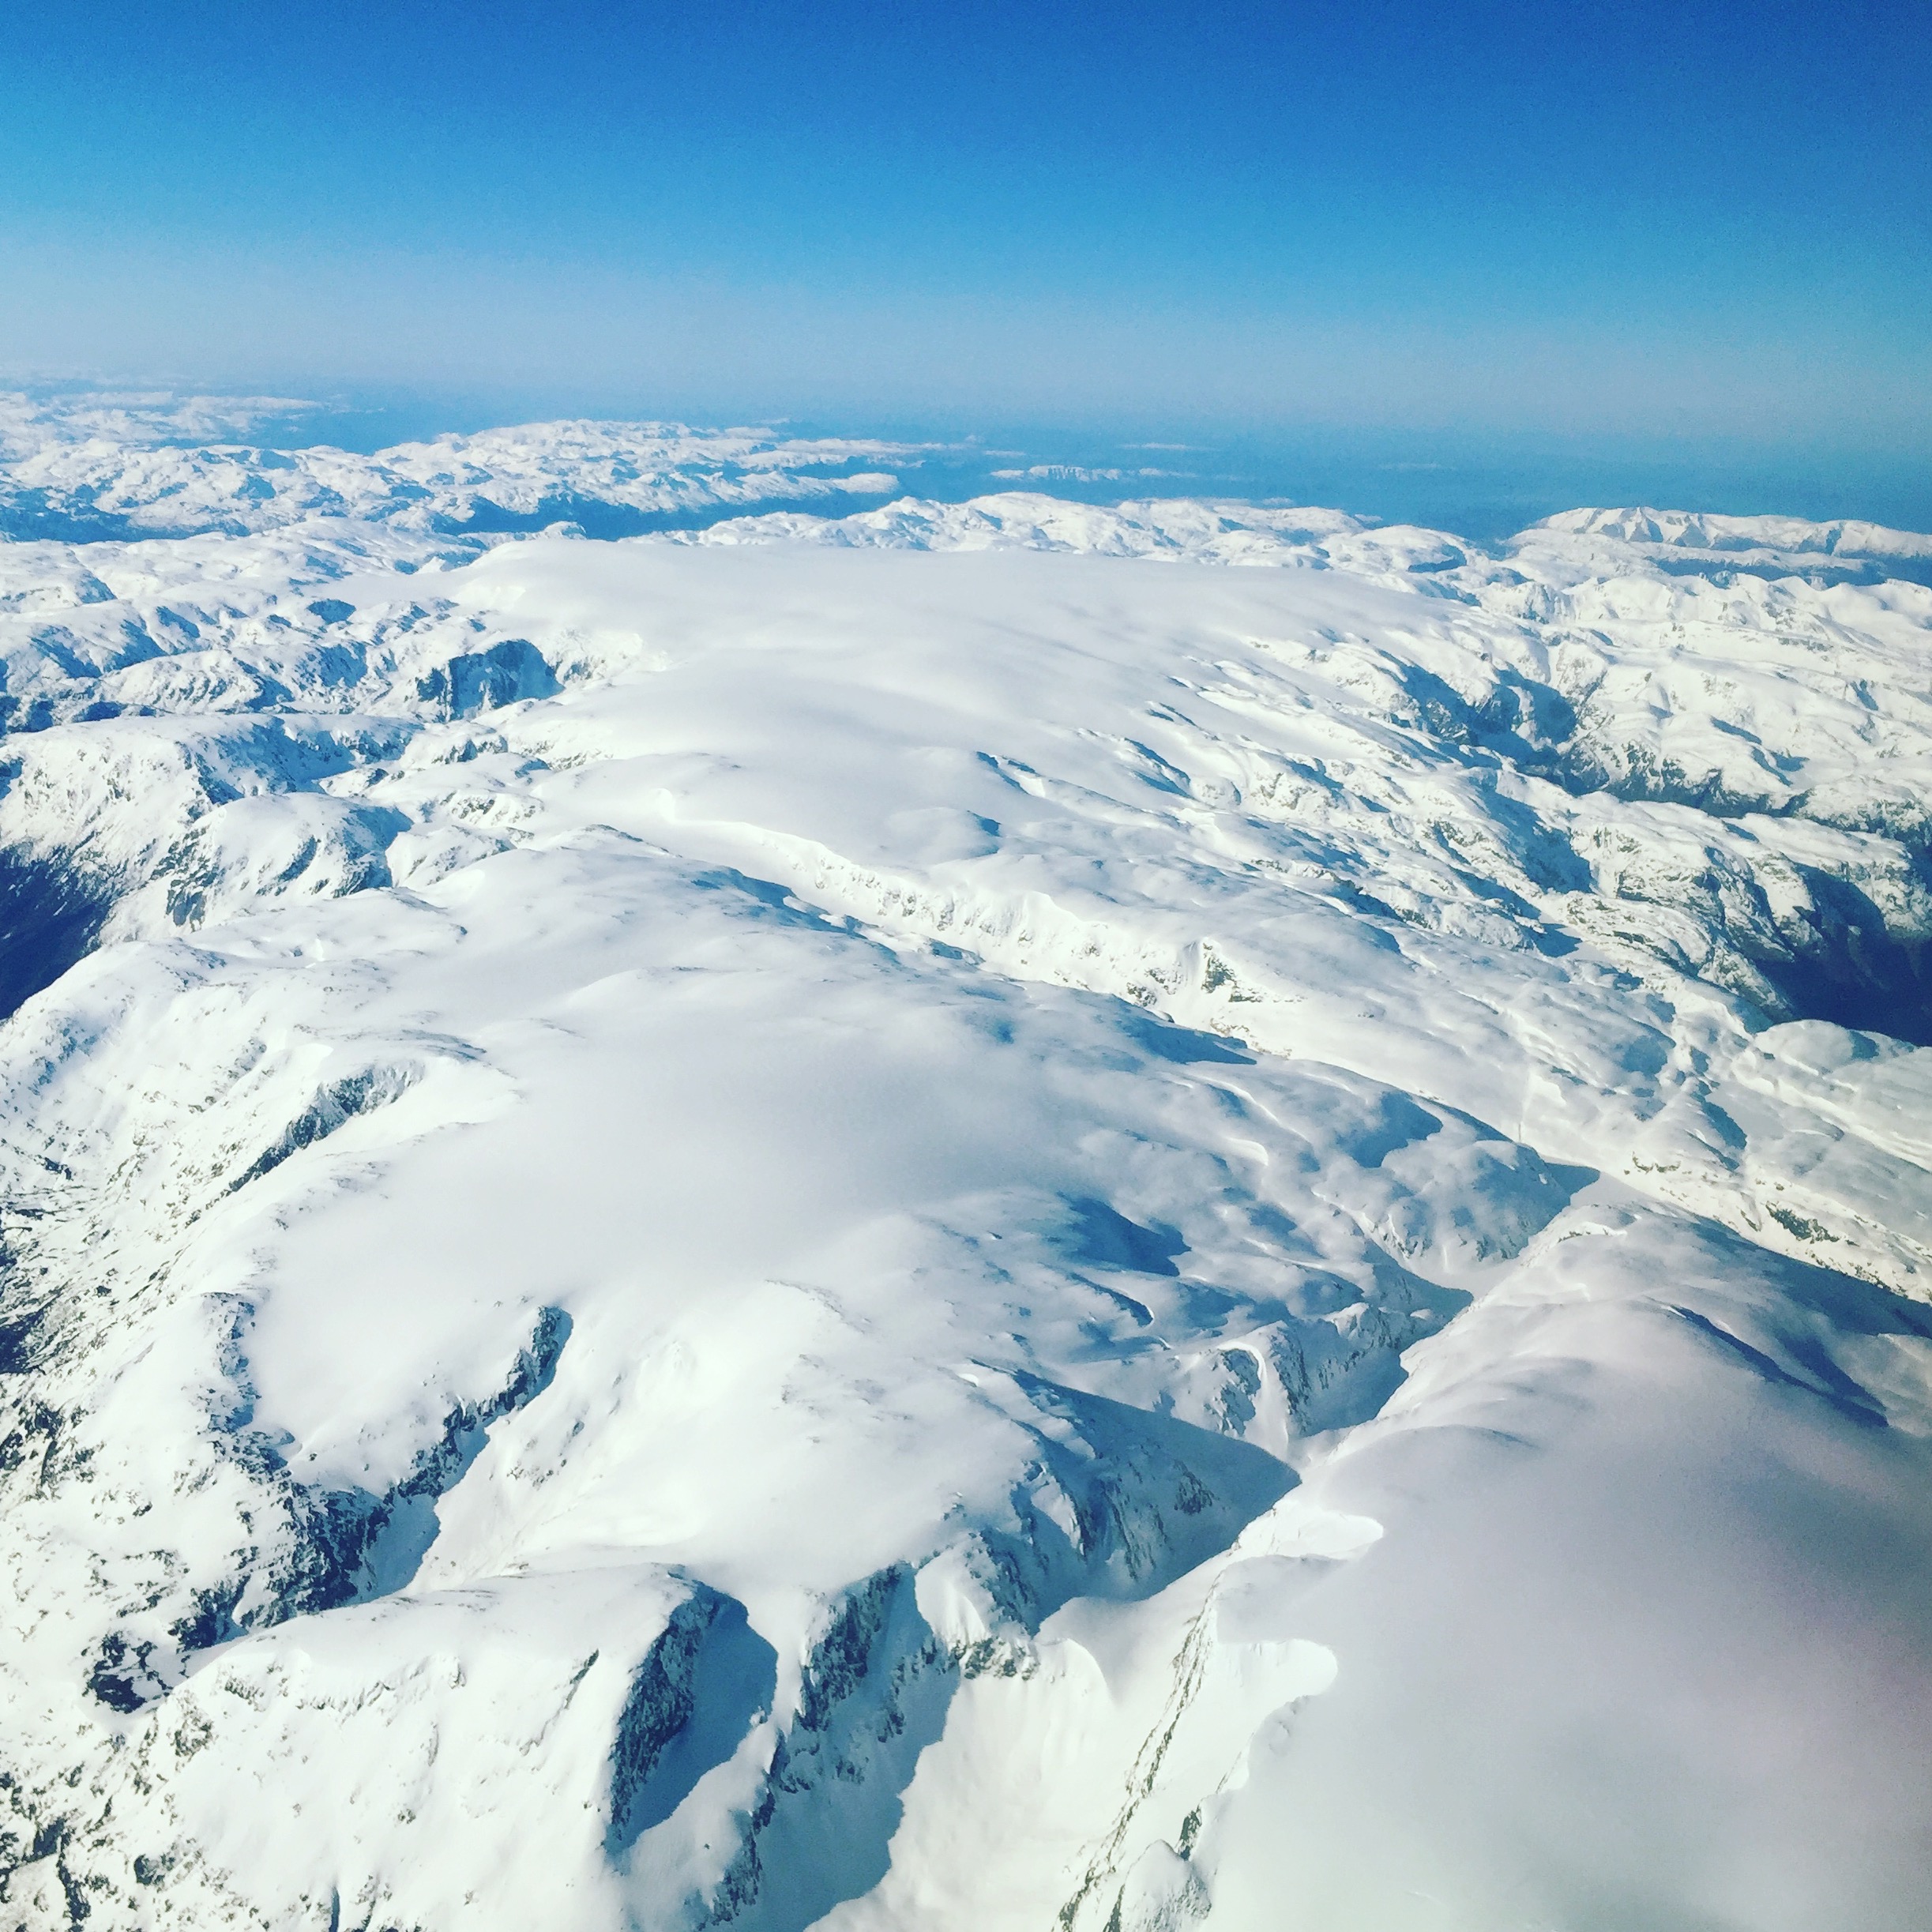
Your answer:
1,395 -> 1930,1932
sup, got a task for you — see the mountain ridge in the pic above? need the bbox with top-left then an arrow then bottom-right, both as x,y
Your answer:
1,405 -> 1930,1931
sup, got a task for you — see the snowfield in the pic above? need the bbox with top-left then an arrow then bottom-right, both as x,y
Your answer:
1,398 -> 1930,1932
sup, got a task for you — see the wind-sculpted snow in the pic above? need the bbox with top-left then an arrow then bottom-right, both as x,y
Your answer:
1,412 -> 1930,1932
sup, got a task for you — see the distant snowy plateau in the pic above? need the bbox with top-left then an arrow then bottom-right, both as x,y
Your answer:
2,394 -> 1932,1932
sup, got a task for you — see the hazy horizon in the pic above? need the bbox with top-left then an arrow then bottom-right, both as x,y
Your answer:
7,376 -> 1928,543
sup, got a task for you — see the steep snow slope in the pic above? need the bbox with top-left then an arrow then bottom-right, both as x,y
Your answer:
2,416 -> 1930,1932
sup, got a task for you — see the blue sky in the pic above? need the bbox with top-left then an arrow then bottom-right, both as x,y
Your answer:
2,0 -> 1927,448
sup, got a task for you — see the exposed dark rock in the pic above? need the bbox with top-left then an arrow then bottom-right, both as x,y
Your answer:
229,1066 -> 422,1192
415,641 -> 559,720
0,848 -> 115,1021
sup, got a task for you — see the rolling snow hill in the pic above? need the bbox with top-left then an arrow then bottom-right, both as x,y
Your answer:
2,398 -> 1930,1932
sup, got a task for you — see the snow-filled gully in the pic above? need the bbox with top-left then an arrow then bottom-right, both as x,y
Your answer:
2,405 -> 1931,1931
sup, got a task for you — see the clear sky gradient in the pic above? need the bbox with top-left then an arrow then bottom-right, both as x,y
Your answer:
2,0 -> 1928,453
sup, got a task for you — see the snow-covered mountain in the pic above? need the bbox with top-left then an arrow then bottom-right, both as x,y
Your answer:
0,395 -> 907,543
2,398 -> 1930,1932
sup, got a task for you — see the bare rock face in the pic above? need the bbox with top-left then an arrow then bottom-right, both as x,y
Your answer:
2,397 -> 1930,1932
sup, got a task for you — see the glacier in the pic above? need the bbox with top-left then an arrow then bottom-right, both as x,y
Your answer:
0,395 -> 1930,1931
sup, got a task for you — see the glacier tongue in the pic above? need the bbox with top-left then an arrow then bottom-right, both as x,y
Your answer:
1,407 -> 1930,1932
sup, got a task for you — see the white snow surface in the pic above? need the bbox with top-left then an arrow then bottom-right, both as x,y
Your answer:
2,409 -> 1931,1932
0,394 -> 907,541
